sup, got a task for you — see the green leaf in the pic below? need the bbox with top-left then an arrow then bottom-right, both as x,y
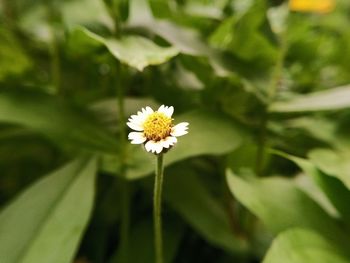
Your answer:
164,166 -> 248,254
0,89 -> 118,153
103,37 -> 179,71
17,5 -> 53,43
128,0 -> 230,75
309,149 -> 350,223
273,150 -> 350,225
183,1 -> 226,19
0,29 -> 31,80
123,109 -> 243,180
61,0 -> 114,30
226,169 -> 347,245
270,85 -> 350,112
267,3 -> 289,35
70,27 -> 179,71
18,0 -> 114,43
309,149 -> 350,190
294,174 -> 339,218
148,0 -> 172,19
263,228 -> 350,263
0,158 -> 97,263
284,117 -> 337,145
128,0 -> 205,55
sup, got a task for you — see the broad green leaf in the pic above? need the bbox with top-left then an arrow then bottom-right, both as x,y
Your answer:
61,0 -> 114,30
284,117 -> 337,145
270,85 -> 350,112
183,1 -> 225,19
267,4 -> 289,35
0,89 -> 118,153
164,166 -> 249,254
70,27 -> 179,71
123,109 -> 243,180
103,37 -> 179,71
309,149 -> 350,223
309,149 -> 350,189
129,0 -> 205,55
17,5 -> 53,43
226,169 -> 347,246
263,228 -> 350,263
0,158 -> 97,263
273,150 -> 350,224
148,0 -> 172,19
139,20 -> 206,55
0,29 -> 31,80
232,0 -> 255,15
18,0 -> 114,43
128,0 -> 230,75
294,175 -> 339,218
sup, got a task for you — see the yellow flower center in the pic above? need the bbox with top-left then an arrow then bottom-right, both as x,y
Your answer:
143,112 -> 172,141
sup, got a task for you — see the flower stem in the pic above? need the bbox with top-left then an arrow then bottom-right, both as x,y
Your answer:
116,62 -> 130,263
154,154 -> 164,263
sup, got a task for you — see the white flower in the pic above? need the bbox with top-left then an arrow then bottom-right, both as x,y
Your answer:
127,105 -> 189,154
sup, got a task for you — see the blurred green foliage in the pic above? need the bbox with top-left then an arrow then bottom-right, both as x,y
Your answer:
1,0 -> 350,262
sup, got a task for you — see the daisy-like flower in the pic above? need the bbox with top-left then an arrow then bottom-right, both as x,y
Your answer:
127,105 -> 189,154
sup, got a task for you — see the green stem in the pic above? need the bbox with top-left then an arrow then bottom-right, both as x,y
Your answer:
115,62 -> 130,263
2,0 -> 16,31
255,33 -> 288,176
154,154 -> 164,263
49,35 -> 61,94
117,63 -> 126,154
102,0 -> 122,38
47,3 -> 61,95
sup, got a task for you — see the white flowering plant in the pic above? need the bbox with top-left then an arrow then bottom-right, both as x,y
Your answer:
1,1 -> 350,263
127,105 -> 189,154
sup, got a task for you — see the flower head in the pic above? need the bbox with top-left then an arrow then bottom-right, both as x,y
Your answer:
127,105 -> 189,154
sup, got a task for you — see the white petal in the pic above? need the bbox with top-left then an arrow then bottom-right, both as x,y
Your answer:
128,115 -> 144,126
160,140 -> 170,149
155,143 -> 163,154
161,136 -> 177,148
128,132 -> 147,144
144,106 -> 154,114
127,109 -> 151,129
145,140 -> 163,154
144,140 -> 153,152
157,105 -> 174,117
133,109 -> 151,122
157,105 -> 165,114
128,114 -> 138,120
127,121 -> 143,131
171,122 -> 189,137
165,106 -> 174,117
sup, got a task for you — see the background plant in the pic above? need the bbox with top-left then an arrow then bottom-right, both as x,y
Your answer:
1,0 -> 350,262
